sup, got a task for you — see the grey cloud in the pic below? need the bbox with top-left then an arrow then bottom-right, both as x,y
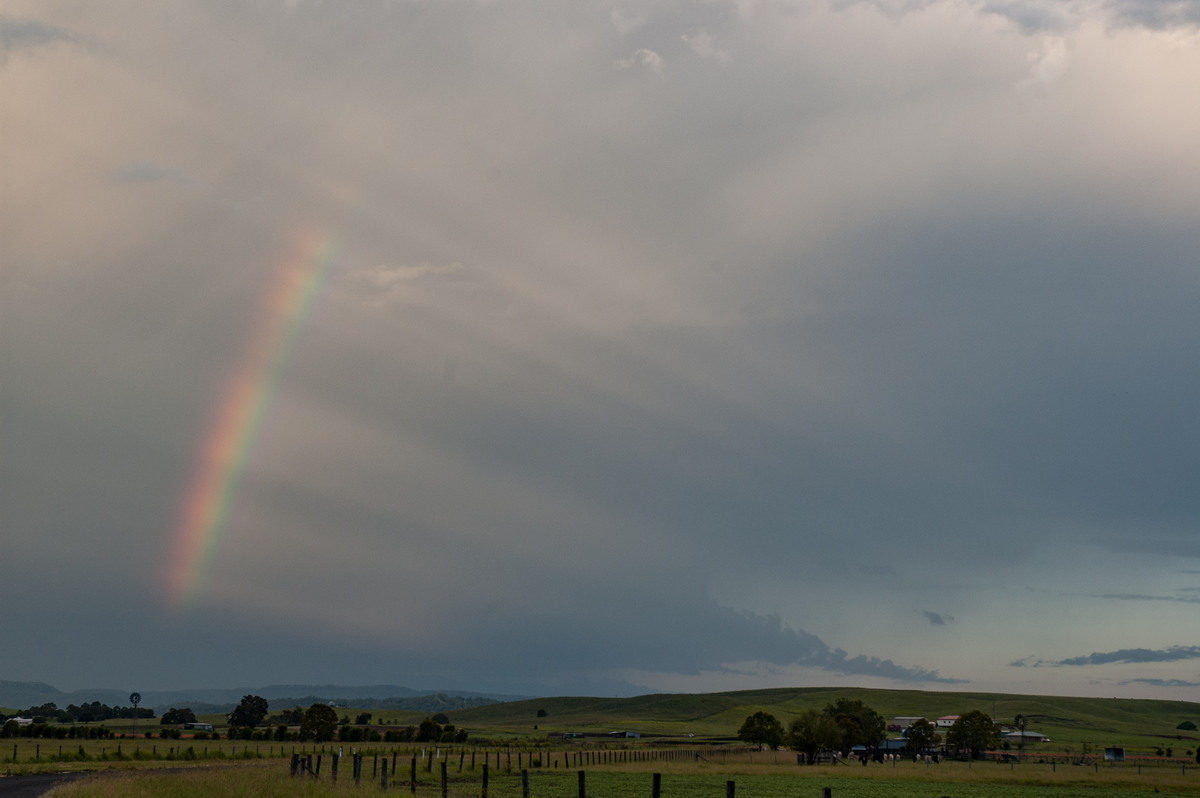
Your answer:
1093,594 -> 1200,604
109,161 -> 185,184
1123,678 -> 1200,688
0,15 -> 72,54
845,0 -> 1200,31
7,0 -> 1200,699
1104,0 -> 1200,27
1049,647 -> 1200,666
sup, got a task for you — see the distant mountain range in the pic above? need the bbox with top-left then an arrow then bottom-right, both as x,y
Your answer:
0,680 -> 526,714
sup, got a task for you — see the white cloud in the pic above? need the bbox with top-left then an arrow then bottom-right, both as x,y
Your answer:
682,28 -> 734,62
1018,35 -> 1069,87
616,46 -> 665,76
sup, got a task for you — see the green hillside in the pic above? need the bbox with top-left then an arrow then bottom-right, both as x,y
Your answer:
447,687 -> 1200,755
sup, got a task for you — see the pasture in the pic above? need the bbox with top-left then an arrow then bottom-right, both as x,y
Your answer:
6,687 -> 1200,796
37,748 -> 1200,798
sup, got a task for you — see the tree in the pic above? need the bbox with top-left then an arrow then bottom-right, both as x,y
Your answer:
160,707 -> 197,726
228,695 -> 269,729
946,710 -> 1000,759
823,698 -> 886,752
269,707 -> 304,726
737,711 -> 785,751
906,718 -> 937,754
300,704 -> 339,742
788,709 -> 840,763
416,717 -> 443,742
355,712 -> 373,726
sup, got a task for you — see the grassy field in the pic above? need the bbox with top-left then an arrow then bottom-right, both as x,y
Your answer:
447,687 -> 1200,755
6,686 -> 1200,795
40,751 -> 1200,798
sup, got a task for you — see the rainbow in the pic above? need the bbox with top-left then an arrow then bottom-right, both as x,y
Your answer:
164,226 -> 339,607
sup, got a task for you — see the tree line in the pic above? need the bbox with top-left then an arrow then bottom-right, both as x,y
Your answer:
0,701 -> 153,725
737,700 -> 1002,761
217,695 -> 469,744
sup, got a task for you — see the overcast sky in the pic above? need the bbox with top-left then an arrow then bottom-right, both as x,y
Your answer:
4,0 -> 1200,701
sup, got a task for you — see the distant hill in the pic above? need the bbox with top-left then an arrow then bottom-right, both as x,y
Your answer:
0,680 -> 521,713
448,686 -> 1200,752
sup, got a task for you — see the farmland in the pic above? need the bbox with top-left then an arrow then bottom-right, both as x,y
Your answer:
4,687 -> 1200,796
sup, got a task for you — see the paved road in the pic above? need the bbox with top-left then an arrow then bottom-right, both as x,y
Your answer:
0,772 -> 92,797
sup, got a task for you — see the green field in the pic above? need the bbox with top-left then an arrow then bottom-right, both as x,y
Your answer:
38,751 -> 1200,798
5,687 -> 1200,796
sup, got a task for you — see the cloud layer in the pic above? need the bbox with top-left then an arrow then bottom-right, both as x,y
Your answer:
3,0 -> 1200,698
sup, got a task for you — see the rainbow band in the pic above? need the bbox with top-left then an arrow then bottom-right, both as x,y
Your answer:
164,228 -> 338,606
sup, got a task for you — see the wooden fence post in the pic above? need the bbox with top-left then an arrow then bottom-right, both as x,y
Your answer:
381,758 -> 389,790
442,759 -> 449,798
522,768 -> 530,798
578,768 -> 587,798
726,780 -> 736,798
412,754 -> 418,792
482,763 -> 489,798
652,772 -> 662,798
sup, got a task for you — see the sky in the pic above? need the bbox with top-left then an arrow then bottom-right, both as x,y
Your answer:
3,0 -> 1200,703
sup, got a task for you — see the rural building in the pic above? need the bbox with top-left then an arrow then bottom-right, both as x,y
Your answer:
935,716 -> 959,728
182,722 -> 214,732
1004,730 -> 1049,742
889,716 -> 926,731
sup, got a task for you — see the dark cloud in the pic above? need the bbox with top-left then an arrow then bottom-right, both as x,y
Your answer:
1104,0 -> 1200,27
0,15 -> 72,55
5,0 -> 1200,700
1045,647 -> 1200,666
1123,678 -> 1200,688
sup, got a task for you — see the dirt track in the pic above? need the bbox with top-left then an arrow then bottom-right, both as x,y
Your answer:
0,772 -> 92,797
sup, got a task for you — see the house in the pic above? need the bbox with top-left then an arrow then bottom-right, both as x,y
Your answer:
608,730 -> 640,738
1004,730 -> 1049,743
935,716 -> 959,728
893,716 -> 926,726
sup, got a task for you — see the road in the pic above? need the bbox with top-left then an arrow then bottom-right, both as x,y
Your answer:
0,772 -> 92,797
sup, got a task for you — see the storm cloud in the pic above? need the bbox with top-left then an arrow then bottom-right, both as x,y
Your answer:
4,0 -> 1200,699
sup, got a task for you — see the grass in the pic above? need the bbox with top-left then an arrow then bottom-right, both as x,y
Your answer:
42,753 -> 1200,798
12,686 -> 1200,795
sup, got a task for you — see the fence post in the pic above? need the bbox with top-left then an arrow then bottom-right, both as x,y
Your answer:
726,780 -> 736,798
442,759 -> 449,798
652,772 -> 662,798
822,787 -> 831,798
522,768 -> 530,798
578,769 -> 587,798
482,763 -> 489,798
412,754 -> 418,792
382,758 -> 389,790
